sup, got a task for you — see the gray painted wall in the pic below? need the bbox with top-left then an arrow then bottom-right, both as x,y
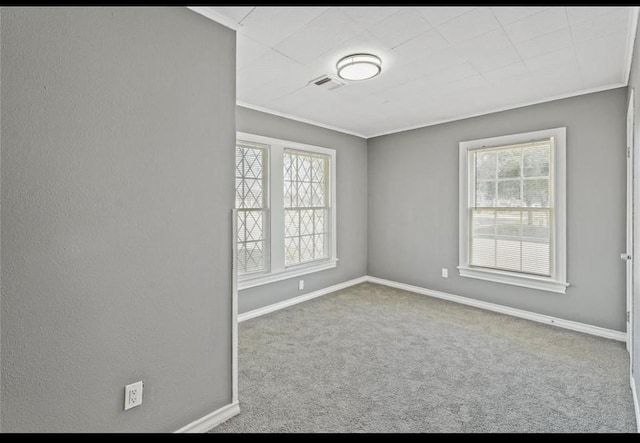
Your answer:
236,107 -> 368,314
0,8 -> 235,432
368,88 -> 627,332
627,19 -> 640,414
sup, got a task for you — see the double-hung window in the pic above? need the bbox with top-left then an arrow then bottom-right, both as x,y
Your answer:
235,132 -> 337,290
284,149 -> 330,266
458,127 -> 568,293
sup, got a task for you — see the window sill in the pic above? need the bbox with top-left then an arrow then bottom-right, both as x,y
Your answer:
457,266 -> 569,294
238,258 -> 338,290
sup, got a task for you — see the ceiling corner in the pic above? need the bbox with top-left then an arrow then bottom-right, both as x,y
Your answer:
187,7 -> 241,31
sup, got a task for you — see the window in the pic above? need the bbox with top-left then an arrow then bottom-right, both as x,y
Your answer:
458,127 -> 568,293
235,141 -> 269,276
284,149 -> 330,266
235,132 -> 337,290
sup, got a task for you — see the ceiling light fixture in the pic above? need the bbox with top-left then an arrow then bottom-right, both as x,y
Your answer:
336,53 -> 382,81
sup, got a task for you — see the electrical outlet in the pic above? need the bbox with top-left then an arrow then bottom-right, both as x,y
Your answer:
124,381 -> 143,411
442,268 -> 448,278
298,280 -> 304,290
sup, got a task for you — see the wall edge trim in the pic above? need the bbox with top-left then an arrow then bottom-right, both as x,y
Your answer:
238,276 -> 368,322
174,402 -> 240,433
366,276 -> 627,342
367,83 -> 627,139
237,102 -> 368,139
632,375 -> 640,433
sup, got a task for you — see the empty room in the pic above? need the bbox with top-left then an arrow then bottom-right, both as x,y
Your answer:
1,5 -> 639,433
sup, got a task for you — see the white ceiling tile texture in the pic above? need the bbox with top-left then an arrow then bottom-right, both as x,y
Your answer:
367,8 -> 432,49
340,7 -> 400,29
274,9 -> 363,65
213,6 -> 635,137
503,8 -> 569,44
416,7 -> 474,27
435,8 -> 502,44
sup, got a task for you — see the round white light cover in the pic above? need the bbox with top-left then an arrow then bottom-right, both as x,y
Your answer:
336,54 -> 382,81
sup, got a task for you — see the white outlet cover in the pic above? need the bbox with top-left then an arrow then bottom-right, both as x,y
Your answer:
124,381 -> 143,411
298,280 -> 304,290
442,268 -> 448,278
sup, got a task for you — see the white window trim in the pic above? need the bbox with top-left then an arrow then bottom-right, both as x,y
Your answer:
458,127 -> 568,294
236,131 -> 338,291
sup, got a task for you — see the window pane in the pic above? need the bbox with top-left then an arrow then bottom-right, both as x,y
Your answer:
523,146 -> 550,177
285,210 -> 299,238
523,178 -> 549,207
240,179 -> 262,209
498,149 -> 520,178
314,209 -> 326,234
472,210 -> 496,237
496,210 -> 522,238
299,182 -> 312,207
239,241 -> 265,274
522,210 -> 550,240
284,152 -> 294,181
471,237 -> 496,268
300,235 -> 314,262
522,241 -> 550,275
496,239 -> 521,271
285,237 -> 299,266
299,156 -> 312,182
284,181 -> 293,208
314,234 -> 325,259
476,181 -> 496,206
312,181 -> 325,207
497,180 -> 521,205
475,151 -> 496,180
243,148 -> 263,179
312,158 -> 325,182
245,210 -> 263,241
235,177 -> 245,209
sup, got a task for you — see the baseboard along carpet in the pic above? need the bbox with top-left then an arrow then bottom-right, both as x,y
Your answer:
212,282 -> 637,433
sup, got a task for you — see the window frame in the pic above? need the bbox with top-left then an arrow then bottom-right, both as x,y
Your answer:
458,127 -> 568,294
236,131 -> 338,290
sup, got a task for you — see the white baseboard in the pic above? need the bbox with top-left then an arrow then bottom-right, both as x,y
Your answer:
237,274 -> 626,341
174,401 -> 240,433
366,276 -> 627,342
238,276 -> 369,322
632,375 -> 640,433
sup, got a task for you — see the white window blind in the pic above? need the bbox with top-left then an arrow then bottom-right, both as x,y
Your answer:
283,149 -> 330,267
235,141 -> 268,276
469,138 -> 553,276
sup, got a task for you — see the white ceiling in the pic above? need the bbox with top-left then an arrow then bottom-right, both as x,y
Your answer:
205,6 -> 638,138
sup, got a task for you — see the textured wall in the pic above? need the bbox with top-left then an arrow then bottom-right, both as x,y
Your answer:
236,107 -> 368,314
627,17 -> 640,416
0,8 -> 235,432
368,88 -> 627,332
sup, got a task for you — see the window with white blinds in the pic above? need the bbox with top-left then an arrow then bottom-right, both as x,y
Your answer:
459,128 -> 568,293
235,141 -> 268,276
470,139 -> 552,276
235,132 -> 337,290
284,150 -> 330,267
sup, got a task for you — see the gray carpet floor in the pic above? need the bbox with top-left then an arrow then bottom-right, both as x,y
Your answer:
212,282 -> 637,433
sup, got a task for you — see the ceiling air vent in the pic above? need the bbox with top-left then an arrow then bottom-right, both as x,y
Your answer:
309,74 -> 345,91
